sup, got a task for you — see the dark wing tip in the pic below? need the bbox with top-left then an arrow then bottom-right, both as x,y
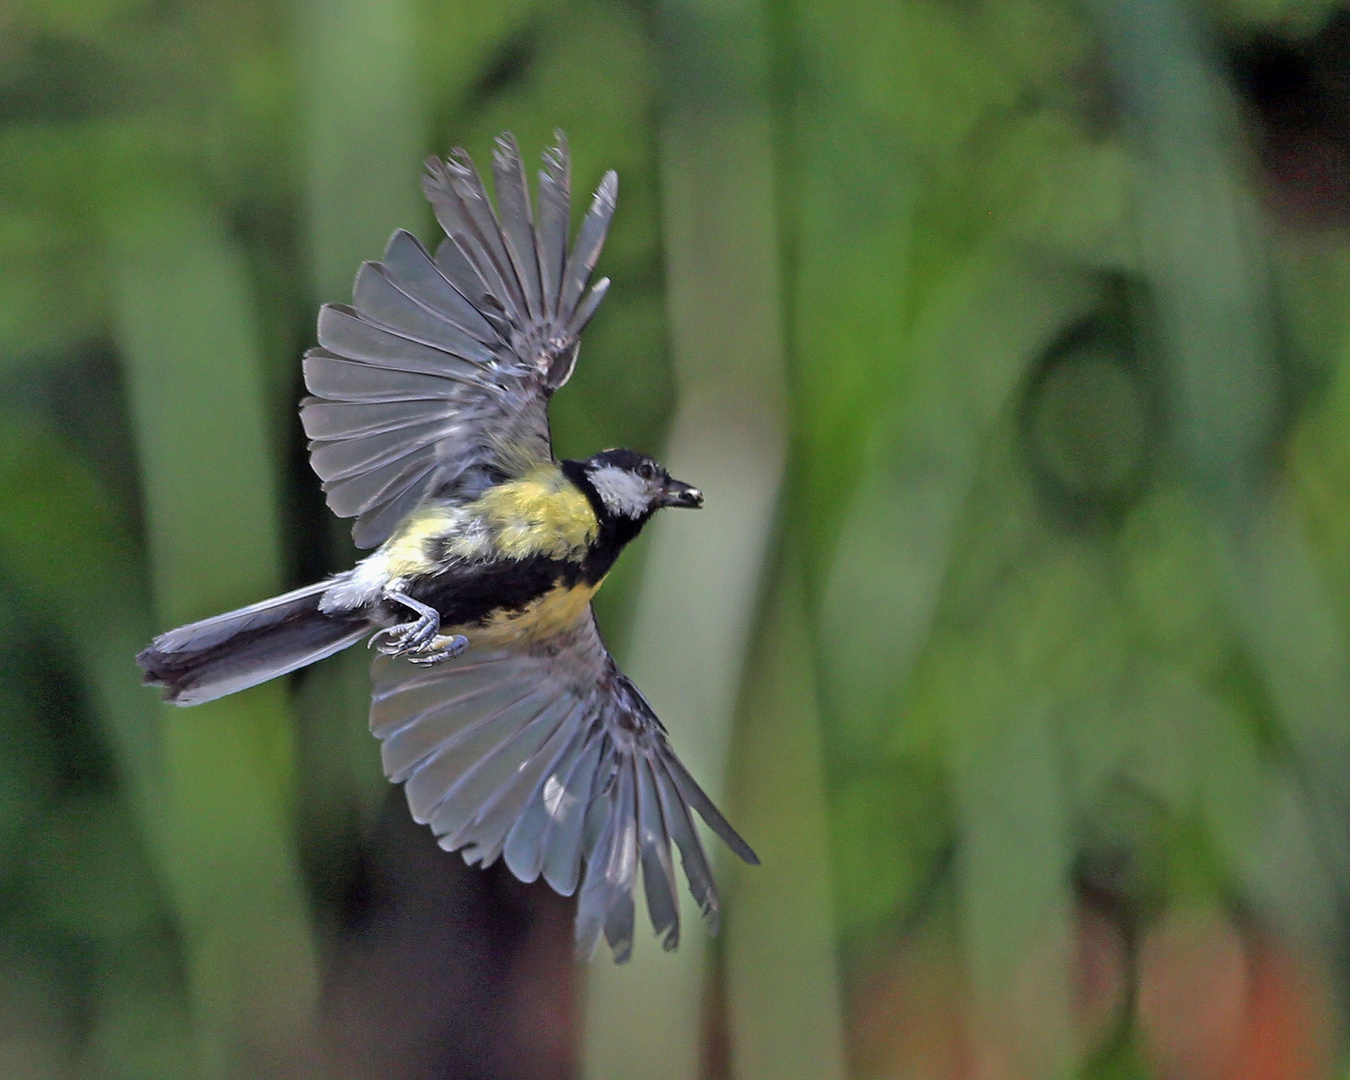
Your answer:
663,752 -> 759,866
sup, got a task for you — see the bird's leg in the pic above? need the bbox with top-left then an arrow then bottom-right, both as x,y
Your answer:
370,591 -> 456,658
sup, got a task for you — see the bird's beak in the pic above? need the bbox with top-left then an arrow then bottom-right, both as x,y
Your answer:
659,477 -> 704,509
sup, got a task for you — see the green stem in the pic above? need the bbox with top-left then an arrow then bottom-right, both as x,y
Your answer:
112,192 -> 320,1079
723,569 -> 848,1080
581,0 -> 790,1076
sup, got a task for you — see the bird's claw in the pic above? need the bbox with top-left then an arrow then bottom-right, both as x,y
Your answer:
369,591 -> 465,664
407,634 -> 471,666
370,610 -> 440,656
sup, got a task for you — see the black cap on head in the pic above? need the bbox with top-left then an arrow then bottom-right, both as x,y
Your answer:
564,449 -> 703,520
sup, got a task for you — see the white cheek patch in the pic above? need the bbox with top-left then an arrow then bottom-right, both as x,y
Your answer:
588,465 -> 649,518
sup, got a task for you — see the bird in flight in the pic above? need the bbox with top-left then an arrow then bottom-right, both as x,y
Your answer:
137,133 -> 757,962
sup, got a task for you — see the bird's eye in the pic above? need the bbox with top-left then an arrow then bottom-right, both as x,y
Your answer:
637,461 -> 656,481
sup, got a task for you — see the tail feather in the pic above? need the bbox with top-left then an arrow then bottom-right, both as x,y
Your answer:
138,576 -> 371,707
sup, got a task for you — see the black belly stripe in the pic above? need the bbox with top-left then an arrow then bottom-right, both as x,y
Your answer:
404,546 -> 610,628
405,510 -> 638,629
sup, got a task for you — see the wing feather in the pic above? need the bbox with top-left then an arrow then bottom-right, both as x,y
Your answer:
455,698 -> 590,868
535,133 -> 571,319
316,306 -> 493,377
352,263 -> 497,358
322,451 -> 438,522
492,133 -> 545,321
663,752 -> 762,867
560,172 -> 617,319
539,735 -> 606,898
428,692 -> 571,849
306,134 -> 618,547
577,759 -> 637,962
301,400 -> 455,441
432,237 -> 511,338
308,420 -> 461,484
564,277 -> 610,341
349,484 -> 432,549
367,610 -> 756,961
377,672 -> 529,775
302,352 -> 459,403
637,757 -> 681,950
423,154 -> 522,317
501,720 -> 592,883
653,755 -> 721,931
403,688 -> 549,822
381,230 -> 500,343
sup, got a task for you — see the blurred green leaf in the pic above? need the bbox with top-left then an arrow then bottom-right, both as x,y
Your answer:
297,0 -> 425,301
84,933 -> 196,1080
583,1 -> 789,1077
724,572 -> 847,1080
0,944 -> 79,1080
113,186 -> 319,1075
818,258 -> 1094,757
24,794 -> 161,944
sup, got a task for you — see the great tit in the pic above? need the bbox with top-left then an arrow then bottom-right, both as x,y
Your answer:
137,133 -> 757,962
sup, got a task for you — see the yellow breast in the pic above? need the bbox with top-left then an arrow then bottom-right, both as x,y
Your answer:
380,505 -> 462,577
470,464 -> 598,561
458,578 -> 604,646
369,464 -> 598,586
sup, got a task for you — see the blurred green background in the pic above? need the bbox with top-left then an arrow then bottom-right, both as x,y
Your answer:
6,0 -> 1350,1078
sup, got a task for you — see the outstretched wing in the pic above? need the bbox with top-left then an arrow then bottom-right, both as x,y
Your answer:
368,611 -> 758,962
301,132 -> 617,548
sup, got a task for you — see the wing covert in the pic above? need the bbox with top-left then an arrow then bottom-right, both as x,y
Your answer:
368,610 -> 758,962
302,132 -> 617,548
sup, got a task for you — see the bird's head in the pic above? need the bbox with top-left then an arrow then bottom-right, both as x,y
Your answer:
576,448 -> 703,524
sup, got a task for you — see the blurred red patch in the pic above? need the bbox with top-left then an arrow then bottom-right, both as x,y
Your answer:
1137,907 -> 1335,1080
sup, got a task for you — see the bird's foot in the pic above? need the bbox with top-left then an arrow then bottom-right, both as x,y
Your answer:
406,634 -> 471,666
370,590 -> 444,658
369,617 -> 436,655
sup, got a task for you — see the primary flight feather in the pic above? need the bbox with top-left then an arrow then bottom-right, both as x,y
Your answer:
137,132 -> 757,962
